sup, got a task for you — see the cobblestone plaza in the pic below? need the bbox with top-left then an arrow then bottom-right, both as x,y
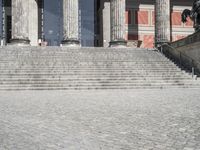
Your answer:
0,89 -> 200,150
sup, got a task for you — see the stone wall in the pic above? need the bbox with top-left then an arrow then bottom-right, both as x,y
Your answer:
162,31 -> 200,76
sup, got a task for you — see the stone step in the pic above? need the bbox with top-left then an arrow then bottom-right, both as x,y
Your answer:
0,60 -> 175,63
0,72 -> 186,76
2,56 -> 167,59
0,68 -> 185,72
0,81 -> 199,86
0,85 -> 199,91
0,76 -> 196,81
0,60 -> 177,63
0,72 -> 188,77
0,79 -> 200,86
0,63 -> 181,66
0,67 -> 181,70
0,74 -> 191,79
0,83 -> 199,90
0,65 -> 182,69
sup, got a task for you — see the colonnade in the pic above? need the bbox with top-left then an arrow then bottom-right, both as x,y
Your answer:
10,0 -> 170,47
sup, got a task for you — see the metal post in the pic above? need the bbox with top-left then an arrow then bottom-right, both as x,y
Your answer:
179,52 -> 182,68
192,67 -> 195,78
191,60 -> 195,78
160,45 -> 163,53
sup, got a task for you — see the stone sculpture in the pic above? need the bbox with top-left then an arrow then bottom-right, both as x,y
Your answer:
182,0 -> 200,31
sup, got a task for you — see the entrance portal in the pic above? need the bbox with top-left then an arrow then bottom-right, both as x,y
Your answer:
43,0 -> 97,46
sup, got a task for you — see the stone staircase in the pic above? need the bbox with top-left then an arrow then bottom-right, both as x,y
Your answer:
0,46 -> 199,90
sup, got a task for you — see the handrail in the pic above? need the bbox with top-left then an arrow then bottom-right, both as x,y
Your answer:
162,43 -> 200,65
160,43 -> 200,77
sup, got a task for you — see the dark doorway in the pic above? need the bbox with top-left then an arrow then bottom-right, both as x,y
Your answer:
6,15 -> 11,43
43,0 -> 63,46
4,0 -> 11,44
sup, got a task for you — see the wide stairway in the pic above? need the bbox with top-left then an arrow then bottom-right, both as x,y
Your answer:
0,46 -> 199,90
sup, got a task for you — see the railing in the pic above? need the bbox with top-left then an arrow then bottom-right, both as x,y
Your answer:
160,43 -> 200,78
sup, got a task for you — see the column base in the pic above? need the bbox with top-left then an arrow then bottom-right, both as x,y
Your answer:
10,39 -> 30,46
61,39 -> 80,47
155,41 -> 169,48
109,40 -> 127,47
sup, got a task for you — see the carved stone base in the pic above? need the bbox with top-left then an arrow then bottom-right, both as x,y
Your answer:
127,40 -> 142,48
62,39 -> 80,47
10,39 -> 30,46
155,41 -> 169,47
109,40 -> 127,47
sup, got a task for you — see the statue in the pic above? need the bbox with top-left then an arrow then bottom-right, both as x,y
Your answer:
181,0 -> 200,31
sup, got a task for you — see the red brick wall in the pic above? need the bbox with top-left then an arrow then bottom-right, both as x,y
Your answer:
135,10 -> 149,25
143,35 -> 154,48
171,11 -> 182,26
126,8 -> 193,48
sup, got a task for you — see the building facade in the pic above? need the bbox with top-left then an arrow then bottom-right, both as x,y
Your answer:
0,0 -> 194,47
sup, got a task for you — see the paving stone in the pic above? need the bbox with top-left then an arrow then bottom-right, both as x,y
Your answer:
0,89 -> 200,149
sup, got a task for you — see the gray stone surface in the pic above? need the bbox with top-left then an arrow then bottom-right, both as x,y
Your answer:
29,0 -> 38,46
155,0 -> 170,46
0,89 -> 200,149
63,0 -> 79,46
100,0 -> 111,47
0,47 -> 200,90
11,0 -> 29,43
110,0 -> 126,46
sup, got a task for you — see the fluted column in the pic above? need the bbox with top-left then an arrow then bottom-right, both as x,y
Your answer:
62,0 -> 80,46
29,0 -> 38,46
10,0 -> 30,45
110,0 -> 127,47
155,0 -> 170,47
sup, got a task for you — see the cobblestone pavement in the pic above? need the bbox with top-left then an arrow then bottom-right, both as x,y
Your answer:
0,89 -> 200,150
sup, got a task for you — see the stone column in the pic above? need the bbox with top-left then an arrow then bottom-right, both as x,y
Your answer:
99,0 -> 111,47
29,0 -> 38,46
110,0 -> 127,47
10,0 -> 30,45
155,0 -> 170,47
62,0 -> 80,46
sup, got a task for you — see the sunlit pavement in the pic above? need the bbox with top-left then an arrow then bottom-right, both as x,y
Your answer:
0,89 -> 200,150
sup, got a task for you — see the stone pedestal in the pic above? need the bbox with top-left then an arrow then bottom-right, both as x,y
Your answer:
10,0 -> 30,46
110,0 -> 127,47
155,0 -> 170,47
62,0 -> 80,46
